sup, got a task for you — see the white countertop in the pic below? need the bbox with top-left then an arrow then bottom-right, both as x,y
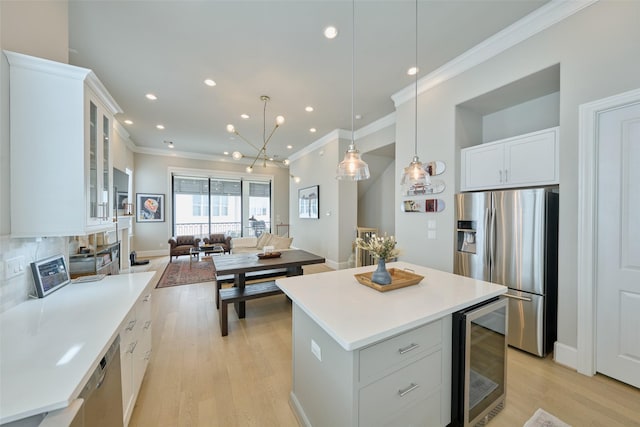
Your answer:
0,272 -> 155,424
276,262 -> 506,351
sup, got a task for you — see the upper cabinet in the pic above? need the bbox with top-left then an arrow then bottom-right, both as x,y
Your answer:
456,64 -> 561,192
6,51 -> 122,237
461,127 -> 559,191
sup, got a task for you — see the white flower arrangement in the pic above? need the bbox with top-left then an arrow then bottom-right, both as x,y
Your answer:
355,233 -> 400,261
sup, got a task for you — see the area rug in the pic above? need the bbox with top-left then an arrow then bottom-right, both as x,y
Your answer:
156,257 -> 216,288
524,408 -> 571,427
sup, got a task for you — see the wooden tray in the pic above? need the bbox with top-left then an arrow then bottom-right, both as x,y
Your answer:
257,252 -> 282,259
354,268 -> 424,292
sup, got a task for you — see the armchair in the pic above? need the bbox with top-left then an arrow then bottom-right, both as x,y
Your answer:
168,235 -> 201,262
202,234 -> 232,254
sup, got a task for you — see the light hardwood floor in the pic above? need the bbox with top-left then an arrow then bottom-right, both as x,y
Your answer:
127,257 -> 640,427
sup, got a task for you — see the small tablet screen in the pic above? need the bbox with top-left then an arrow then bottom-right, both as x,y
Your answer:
31,255 -> 71,298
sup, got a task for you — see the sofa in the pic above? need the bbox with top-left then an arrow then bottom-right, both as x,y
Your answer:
168,235 -> 201,262
231,232 -> 293,254
202,234 -> 232,254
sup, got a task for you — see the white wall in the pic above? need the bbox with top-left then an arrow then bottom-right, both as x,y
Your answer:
133,152 -> 290,256
289,137 -> 343,267
358,157 -> 395,235
482,91 -> 560,142
394,1 -> 640,351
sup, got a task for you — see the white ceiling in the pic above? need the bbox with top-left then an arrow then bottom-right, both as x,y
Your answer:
68,0 -> 549,166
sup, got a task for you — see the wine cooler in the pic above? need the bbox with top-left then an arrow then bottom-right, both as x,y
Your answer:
451,297 -> 508,427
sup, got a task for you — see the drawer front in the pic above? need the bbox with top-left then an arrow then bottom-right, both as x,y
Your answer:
381,392 -> 441,427
359,350 -> 442,427
360,320 -> 441,381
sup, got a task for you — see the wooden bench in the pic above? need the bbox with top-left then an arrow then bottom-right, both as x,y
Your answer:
219,281 -> 283,336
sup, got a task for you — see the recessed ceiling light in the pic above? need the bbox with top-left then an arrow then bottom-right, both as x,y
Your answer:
324,26 -> 338,39
283,159 -> 291,166
204,79 -> 216,87
355,114 -> 362,120
232,151 -> 243,160
124,119 -> 133,125
145,93 -> 157,100
407,66 -> 419,76
156,124 -> 165,130
223,151 -> 229,155
164,140 -> 174,149
241,114 -> 250,119
287,145 -> 293,150
305,106 -> 314,112
310,128 -> 317,133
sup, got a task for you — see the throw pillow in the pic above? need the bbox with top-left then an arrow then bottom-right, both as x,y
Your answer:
271,236 -> 293,249
257,232 -> 273,248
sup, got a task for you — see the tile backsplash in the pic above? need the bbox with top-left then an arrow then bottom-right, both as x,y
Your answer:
0,235 -> 68,313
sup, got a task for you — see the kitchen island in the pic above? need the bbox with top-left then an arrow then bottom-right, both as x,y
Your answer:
276,262 -> 505,427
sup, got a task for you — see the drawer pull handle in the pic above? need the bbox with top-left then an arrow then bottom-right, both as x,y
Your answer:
398,383 -> 420,397
126,320 -> 137,331
143,294 -> 151,302
128,341 -> 137,354
398,343 -> 420,354
144,350 -> 152,361
144,320 -> 152,330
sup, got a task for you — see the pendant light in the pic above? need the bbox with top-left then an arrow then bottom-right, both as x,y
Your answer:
336,0 -> 370,181
401,0 -> 431,190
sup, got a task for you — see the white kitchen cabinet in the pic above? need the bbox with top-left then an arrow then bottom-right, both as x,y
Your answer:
5,50 -> 122,237
461,127 -> 559,191
120,284 -> 153,426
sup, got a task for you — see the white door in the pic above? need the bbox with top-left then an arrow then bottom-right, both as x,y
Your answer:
596,101 -> 640,388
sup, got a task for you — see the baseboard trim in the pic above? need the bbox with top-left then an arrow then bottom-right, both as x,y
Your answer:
325,259 -> 348,270
289,392 -> 311,427
135,249 -> 167,258
554,342 -> 578,370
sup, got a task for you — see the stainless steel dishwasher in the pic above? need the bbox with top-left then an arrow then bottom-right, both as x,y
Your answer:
78,335 -> 123,427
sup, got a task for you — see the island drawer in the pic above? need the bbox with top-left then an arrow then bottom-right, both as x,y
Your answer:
359,350 -> 442,426
359,319 -> 441,381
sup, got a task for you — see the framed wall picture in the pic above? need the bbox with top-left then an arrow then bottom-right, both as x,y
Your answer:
116,192 -> 128,213
136,193 -> 164,222
298,185 -> 319,219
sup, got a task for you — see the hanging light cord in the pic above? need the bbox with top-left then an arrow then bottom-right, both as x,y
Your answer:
351,0 -> 355,145
414,0 -> 418,157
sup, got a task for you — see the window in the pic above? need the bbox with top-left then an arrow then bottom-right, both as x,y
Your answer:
172,175 -> 271,238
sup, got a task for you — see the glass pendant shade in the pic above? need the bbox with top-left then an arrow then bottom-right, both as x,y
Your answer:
336,144 -> 370,180
401,155 -> 431,186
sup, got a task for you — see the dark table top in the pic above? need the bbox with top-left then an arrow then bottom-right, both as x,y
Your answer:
213,249 -> 325,276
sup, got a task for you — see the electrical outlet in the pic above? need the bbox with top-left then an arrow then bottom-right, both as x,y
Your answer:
311,339 -> 322,361
5,256 -> 26,279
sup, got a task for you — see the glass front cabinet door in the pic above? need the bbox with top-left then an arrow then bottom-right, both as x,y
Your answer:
86,91 -> 113,228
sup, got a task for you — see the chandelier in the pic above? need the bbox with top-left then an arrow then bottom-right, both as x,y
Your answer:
226,95 -> 286,173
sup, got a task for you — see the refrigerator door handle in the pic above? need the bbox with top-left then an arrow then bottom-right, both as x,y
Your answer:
488,206 -> 497,279
502,293 -> 533,302
484,207 -> 491,271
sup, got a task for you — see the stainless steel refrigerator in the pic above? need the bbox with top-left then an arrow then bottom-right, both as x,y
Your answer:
454,188 -> 559,356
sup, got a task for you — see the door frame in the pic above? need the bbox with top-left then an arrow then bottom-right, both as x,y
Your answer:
577,87 -> 640,376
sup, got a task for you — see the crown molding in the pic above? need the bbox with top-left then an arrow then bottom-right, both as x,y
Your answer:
391,0 -> 598,107
354,112 -> 395,140
288,129 -> 343,162
288,113 -> 397,162
134,144 -> 287,170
